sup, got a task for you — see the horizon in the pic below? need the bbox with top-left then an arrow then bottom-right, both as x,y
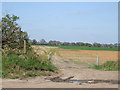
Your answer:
2,2 -> 118,44
32,39 -> 118,44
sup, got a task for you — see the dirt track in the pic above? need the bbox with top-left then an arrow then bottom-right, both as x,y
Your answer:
2,55 -> 118,88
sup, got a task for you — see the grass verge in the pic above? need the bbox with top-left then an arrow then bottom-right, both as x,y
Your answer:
91,61 -> 120,71
2,49 -> 57,79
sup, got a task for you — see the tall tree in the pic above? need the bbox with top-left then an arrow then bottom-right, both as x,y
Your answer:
2,14 -> 30,49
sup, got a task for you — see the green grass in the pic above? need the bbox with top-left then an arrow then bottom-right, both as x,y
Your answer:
2,51 -> 57,79
46,45 -> 119,51
91,61 -> 120,71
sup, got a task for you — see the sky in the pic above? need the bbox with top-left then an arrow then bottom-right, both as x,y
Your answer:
2,2 -> 118,44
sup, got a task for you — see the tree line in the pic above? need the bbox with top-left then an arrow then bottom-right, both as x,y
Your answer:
31,39 -> 119,48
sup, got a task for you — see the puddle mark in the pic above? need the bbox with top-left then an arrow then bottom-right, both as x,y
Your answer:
49,76 -> 119,85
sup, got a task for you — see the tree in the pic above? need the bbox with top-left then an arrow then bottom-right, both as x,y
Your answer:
62,42 -> 70,46
114,43 -> 118,47
0,32 -> 1,49
79,42 -> 85,46
108,44 -> 114,48
40,39 -> 47,45
93,42 -> 101,47
48,40 -> 55,46
2,14 -> 30,49
32,39 -> 37,45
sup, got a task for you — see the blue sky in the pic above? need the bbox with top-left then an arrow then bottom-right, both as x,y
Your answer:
2,2 -> 118,44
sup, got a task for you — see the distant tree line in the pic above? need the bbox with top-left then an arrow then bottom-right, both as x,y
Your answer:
31,39 -> 119,48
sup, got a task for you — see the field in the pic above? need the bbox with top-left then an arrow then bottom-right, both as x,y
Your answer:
57,49 -> 118,64
33,45 -> 118,64
47,45 -> 118,51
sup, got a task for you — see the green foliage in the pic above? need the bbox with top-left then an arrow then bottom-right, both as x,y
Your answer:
1,14 -> 57,79
2,51 -> 57,78
32,39 -> 37,45
91,61 -> 120,71
2,14 -> 31,50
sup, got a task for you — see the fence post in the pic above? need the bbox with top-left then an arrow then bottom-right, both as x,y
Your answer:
23,40 -> 26,54
96,56 -> 99,65
48,55 -> 51,61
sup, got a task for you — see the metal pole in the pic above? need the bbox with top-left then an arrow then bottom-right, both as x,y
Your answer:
96,56 -> 99,65
48,55 -> 51,61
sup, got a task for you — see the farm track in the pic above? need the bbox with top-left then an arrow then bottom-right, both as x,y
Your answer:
1,46 -> 119,88
1,55 -> 118,88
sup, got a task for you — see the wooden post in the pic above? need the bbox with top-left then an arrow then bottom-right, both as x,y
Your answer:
23,40 -> 26,53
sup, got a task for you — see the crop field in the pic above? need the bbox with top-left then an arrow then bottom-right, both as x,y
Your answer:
57,49 -> 118,64
33,45 -> 118,64
48,45 -> 119,51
